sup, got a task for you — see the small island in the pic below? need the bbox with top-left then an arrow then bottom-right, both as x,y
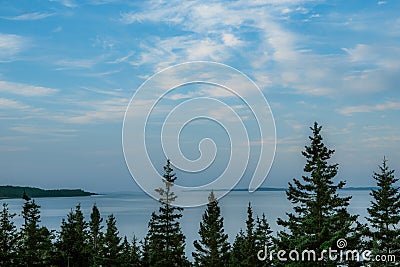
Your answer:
0,185 -> 97,199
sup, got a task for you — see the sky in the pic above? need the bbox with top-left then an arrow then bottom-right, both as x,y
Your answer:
0,0 -> 399,194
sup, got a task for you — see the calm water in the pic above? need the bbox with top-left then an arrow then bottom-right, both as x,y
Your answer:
0,190 -> 372,259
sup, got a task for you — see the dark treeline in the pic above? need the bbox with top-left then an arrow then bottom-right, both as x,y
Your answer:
0,186 -> 95,199
1,122 -> 400,266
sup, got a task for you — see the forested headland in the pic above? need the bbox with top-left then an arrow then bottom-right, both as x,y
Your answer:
1,122 -> 399,266
0,186 -> 96,199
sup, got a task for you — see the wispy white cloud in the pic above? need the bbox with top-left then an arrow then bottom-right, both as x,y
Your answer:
362,136 -> 400,143
0,98 -> 32,110
222,33 -> 244,47
343,44 -> 400,69
0,33 -> 28,61
2,12 -> 54,21
117,1 -> 400,98
80,69 -> 122,77
128,36 -> 230,70
88,0 -> 120,5
0,98 -> 43,118
338,101 -> 400,116
10,125 -> 77,135
0,81 -> 59,96
360,135 -> 400,149
55,58 -> 100,69
93,35 -> 116,50
119,3 -> 187,25
116,1 -> 337,95
285,120 -> 303,131
107,51 -> 135,64
49,0 -> 77,8
52,97 -> 129,124
81,86 -> 126,96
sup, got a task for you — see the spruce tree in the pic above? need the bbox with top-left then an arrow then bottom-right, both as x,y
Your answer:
120,236 -> 132,267
366,158 -> 400,265
17,199 -> 54,266
192,191 -> 230,266
88,204 -> 103,266
130,235 -> 142,267
101,214 -> 122,266
243,202 -> 257,266
276,122 -> 360,266
231,229 -> 246,266
144,159 -> 189,266
120,236 -> 141,267
230,202 -> 259,266
254,213 -> 273,267
141,233 -> 151,266
0,203 -> 18,266
56,203 -> 89,267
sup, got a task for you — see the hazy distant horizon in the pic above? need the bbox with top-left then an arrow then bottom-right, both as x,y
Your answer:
1,1 -> 399,193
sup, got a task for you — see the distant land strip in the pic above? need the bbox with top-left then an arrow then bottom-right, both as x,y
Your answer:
187,187 -> 378,192
232,187 -> 377,192
0,185 -> 97,199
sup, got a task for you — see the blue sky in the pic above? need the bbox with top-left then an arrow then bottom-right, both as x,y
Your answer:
0,0 -> 399,193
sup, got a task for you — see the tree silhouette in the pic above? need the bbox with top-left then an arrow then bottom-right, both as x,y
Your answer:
0,203 -> 18,266
193,191 -> 230,266
100,214 -> 122,266
56,204 -> 89,267
143,159 -> 189,266
276,122 -> 361,266
18,199 -> 54,266
366,157 -> 400,266
88,204 -> 103,266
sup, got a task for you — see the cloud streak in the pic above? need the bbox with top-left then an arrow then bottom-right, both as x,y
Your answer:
116,1 -> 400,98
0,33 -> 28,61
51,97 -> 129,124
0,81 -> 59,96
2,12 -> 54,21
0,98 -> 32,110
338,101 -> 400,116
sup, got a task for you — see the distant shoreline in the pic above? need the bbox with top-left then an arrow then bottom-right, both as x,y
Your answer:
0,186 -> 376,199
193,186 -> 378,192
0,185 -> 97,199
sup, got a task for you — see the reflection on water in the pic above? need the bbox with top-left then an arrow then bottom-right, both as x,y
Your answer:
0,190 -> 372,257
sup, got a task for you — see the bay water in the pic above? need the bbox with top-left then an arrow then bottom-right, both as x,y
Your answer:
0,190 -> 372,259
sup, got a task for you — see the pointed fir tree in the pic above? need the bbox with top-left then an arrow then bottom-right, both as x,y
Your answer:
130,235 -> 142,267
119,235 -> 141,267
230,202 -> 259,266
276,122 -> 361,266
140,232 -> 151,266
100,214 -> 123,267
0,203 -> 18,266
120,236 -> 132,267
231,229 -> 246,266
17,199 -> 54,266
56,203 -> 90,267
143,159 -> 189,266
88,204 -> 103,266
366,158 -> 400,264
254,213 -> 274,267
243,202 -> 257,266
192,191 -> 230,266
